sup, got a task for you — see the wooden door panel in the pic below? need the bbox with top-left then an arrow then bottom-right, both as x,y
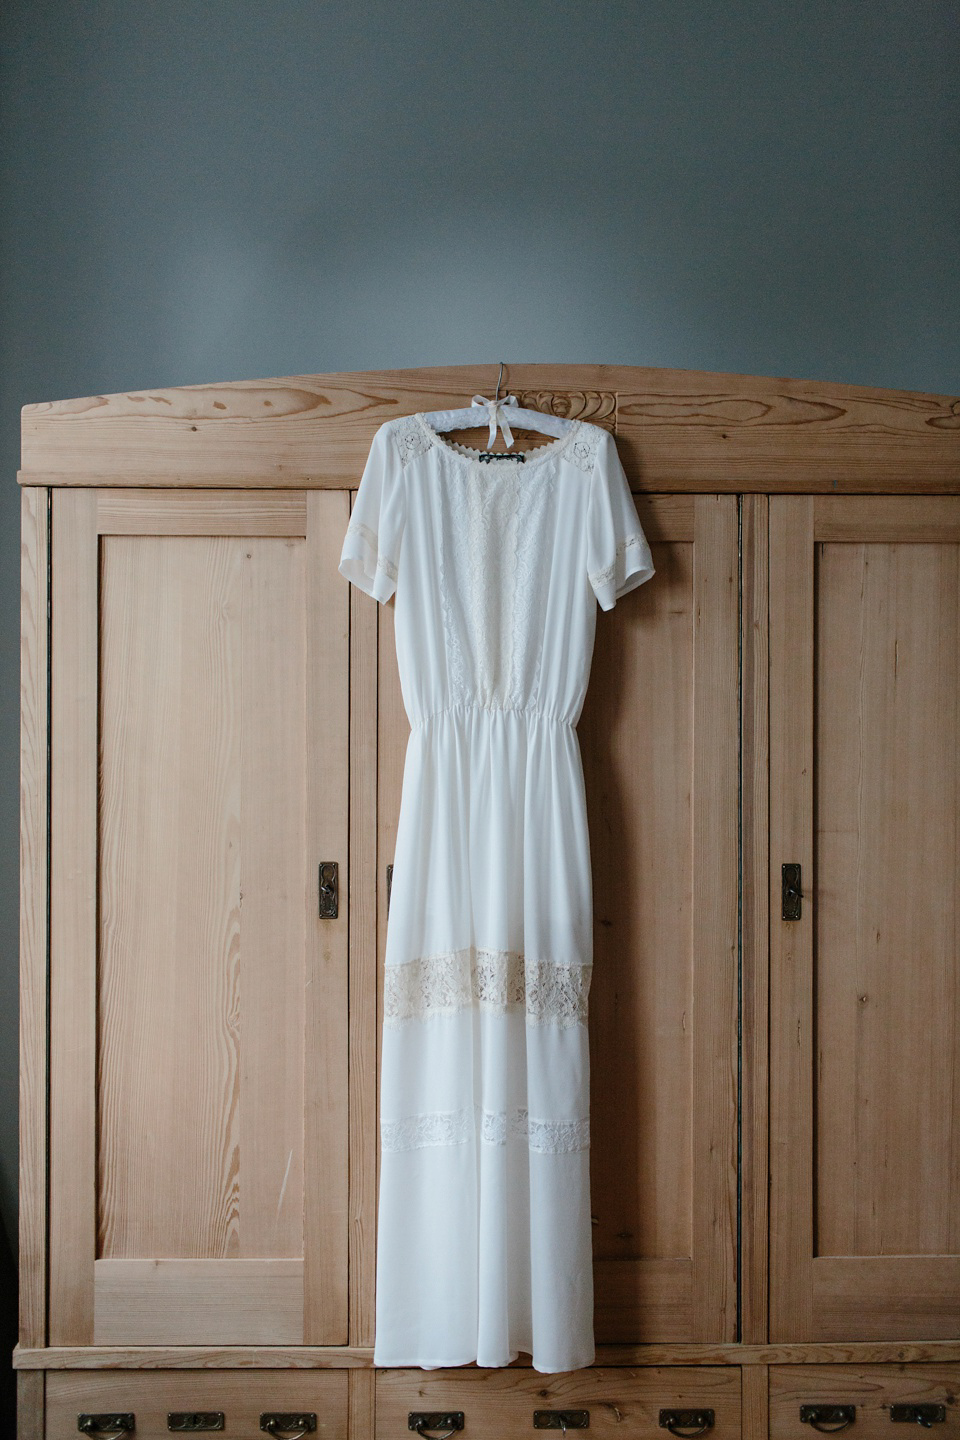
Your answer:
586,524 -> 695,1269
770,495 -> 960,1342
816,536 -> 958,1261
92,1259 -> 303,1345
48,489 -> 350,1346
96,533 -> 305,1263
582,494 -> 739,1343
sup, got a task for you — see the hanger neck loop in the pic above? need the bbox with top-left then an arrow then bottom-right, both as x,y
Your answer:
471,393 -> 520,449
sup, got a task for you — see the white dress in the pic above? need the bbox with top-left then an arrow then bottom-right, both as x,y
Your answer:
338,411 -> 655,1374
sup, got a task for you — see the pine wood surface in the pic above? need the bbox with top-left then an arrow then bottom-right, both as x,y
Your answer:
18,487 -> 47,1354
17,362 -> 960,492
44,489 -> 351,1347
14,1341 -> 960,1368
769,495 -> 960,1342
17,364 -> 960,1438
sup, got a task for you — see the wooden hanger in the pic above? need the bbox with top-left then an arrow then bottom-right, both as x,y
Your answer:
419,362 -> 574,454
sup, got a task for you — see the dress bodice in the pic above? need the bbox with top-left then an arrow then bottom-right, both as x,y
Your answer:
340,411 -> 655,732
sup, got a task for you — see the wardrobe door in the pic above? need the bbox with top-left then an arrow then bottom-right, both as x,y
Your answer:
769,495 -> 960,1341
580,494 -> 740,1343
375,494 -> 739,1346
48,488 -> 350,1346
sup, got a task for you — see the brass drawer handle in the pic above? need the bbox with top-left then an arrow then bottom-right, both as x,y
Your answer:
534,1411 -> 590,1429
260,1416 -> 317,1439
800,1406 -> 856,1432
168,1417 -> 225,1433
891,1406 -> 947,1428
660,1409 -> 715,1436
78,1419 -> 135,1439
408,1414 -> 464,1438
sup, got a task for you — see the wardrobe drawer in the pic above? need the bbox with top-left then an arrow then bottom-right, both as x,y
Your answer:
376,1364 -> 741,1437
769,1364 -> 960,1440
44,1369 -> 348,1438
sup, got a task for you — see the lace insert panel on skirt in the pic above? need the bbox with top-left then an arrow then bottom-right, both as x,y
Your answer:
383,946 -> 592,1028
381,1104 -> 590,1154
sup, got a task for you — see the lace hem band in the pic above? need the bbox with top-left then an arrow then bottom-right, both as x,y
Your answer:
381,1104 -> 590,1154
383,947 -> 591,1028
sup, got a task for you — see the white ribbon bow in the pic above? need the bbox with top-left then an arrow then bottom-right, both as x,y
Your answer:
471,393 -> 520,449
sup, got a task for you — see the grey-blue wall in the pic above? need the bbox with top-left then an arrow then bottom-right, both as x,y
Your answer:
1,0 -> 957,1420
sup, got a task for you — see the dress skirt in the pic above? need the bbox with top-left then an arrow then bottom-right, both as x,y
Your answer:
373,704 -> 596,1373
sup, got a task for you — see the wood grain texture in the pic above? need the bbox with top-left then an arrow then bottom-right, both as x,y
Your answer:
740,495 -> 771,1348
742,1362 -> 769,1440
591,1259 -> 694,1339
95,487 -> 308,532
769,1364 -> 960,1440
809,1257 -> 960,1334
46,1368 -> 348,1437
583,500 -> 696,1331
769,496 -> 817,1346
376,583 -> 410,1334
816,531 -> 959,1259
242,531 -> 308,1263
48,488 -> 99,1344
690,494 -> 740,1343
578,494 -> 739,1342
18,363 -> 960,492
14,1340 -> 960,1368
16,1370 -> 43,1440
93,1259 -> 304,1345
46,489 -> 350,1349
376,1364 -> 741,1438
347,500 -> 383,1351
96,532 -> 305,1262
815,495 -> 960,537
18,486 -> 47,1351
98,536 -> 244,1260
348,1367 -> 376,1440
303,489 -> 351,1343
770,497 -> 960,1342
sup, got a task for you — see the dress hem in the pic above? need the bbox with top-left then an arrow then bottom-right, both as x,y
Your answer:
373,1352 -> 597,1374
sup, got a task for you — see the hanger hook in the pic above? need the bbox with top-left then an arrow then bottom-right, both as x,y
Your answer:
495,361 -> 504,404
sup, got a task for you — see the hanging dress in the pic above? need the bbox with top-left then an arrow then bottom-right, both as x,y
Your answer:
338,410 -> 655,1374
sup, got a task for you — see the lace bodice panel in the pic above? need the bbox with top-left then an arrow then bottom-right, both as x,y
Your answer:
411,413 -> 601,719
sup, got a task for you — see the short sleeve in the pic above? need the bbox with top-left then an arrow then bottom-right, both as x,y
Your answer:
338,422 -> 405,604
586,429 -> 655,610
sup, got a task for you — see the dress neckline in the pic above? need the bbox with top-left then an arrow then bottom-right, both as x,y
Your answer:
413,410 -> 579,469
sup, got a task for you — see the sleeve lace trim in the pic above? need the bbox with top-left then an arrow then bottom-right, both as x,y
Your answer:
588,531 -> 650,592
344,516 -> 399,582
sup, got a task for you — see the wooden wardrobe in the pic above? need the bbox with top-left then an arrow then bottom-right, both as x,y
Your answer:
15,364 -> 960,1438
